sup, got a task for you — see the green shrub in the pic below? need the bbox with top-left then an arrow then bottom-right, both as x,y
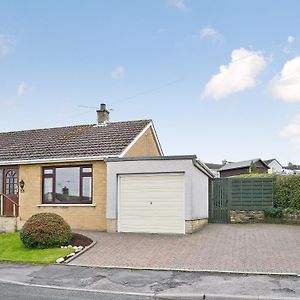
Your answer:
20,213 -> 72,249
274,175 -> 300,210
264,207 -> 283,218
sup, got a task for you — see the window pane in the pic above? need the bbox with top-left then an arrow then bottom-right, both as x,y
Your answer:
44,169 -> 54,175
82,177 -> 92,201
43,177 -> 53,202
82,167 -> 92,173
55,167 -> 80,203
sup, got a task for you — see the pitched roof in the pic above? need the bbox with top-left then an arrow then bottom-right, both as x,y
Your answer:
284,164 -> 300,170
0,120 -> 152,163
264,158 -> 282,167
219,158 -> 269,171
205,163 -> 224,170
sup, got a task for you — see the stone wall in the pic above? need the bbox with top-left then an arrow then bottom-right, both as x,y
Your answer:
185,219 -> 207,234
0,217 -> 17,233
230,210 -> 264,223
282,211 -> 300,224
106,218 -> 117,232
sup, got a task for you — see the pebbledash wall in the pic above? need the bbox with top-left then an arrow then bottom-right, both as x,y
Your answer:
17,126 -> 161,231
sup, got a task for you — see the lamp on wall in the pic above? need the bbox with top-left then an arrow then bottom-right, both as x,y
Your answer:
19,179 -> 25,193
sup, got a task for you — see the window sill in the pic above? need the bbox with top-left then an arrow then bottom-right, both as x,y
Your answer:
37,204 -> 96,207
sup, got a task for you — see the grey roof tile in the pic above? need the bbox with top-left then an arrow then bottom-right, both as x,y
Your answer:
0,120 -> 151,162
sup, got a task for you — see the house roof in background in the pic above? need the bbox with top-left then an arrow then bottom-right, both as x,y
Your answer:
205,163 -> 224,170
264,158 -> 282,167
284,164 -> 300,170
219,158 -> 269,171
0,120 -> 153,163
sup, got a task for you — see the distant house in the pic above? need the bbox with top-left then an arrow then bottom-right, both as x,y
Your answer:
283,164 -> 300,175
205,162 -> 225,178
219,159 -> 269,178
264,159 -> 283,174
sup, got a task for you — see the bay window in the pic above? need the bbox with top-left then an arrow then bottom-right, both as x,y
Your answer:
42,165 -> 92,204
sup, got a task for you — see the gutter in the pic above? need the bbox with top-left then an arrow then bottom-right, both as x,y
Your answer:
0,155 -> 119,166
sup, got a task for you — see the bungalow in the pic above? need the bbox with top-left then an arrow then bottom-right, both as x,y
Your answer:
218,158 -> 269,178
0,104 -> 212,234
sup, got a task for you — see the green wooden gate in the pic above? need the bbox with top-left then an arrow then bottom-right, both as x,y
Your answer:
209,178 -> 230,223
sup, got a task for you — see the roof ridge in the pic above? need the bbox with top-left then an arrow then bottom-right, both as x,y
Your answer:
0,119 -> 152,135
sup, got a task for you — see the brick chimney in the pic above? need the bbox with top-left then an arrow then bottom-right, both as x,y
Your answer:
97,103 -> 109,124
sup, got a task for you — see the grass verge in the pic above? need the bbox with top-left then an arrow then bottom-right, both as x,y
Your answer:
0,233 -> 74,264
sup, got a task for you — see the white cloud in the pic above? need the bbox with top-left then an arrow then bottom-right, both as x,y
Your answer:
280,113 -> 300,149
0,33 -> 16,57
199,26 -> 223,42
202,48 -> 266,100
288,35 -> 295,44
269,56 -> 300,102
17,81 -> 26,96
169,0 -> 187,11
111,65 -> 125,80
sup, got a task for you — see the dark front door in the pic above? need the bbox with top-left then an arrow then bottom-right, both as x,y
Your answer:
3,167 -> 19,216
209,178 -> 230,223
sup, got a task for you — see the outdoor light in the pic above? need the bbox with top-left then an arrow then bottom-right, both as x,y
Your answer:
19,179 -> 25,193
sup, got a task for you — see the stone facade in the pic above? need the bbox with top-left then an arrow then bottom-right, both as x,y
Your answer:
185,219 -> 208,234
282,211 -> 300,224
230,210 -> 264,223
19,161 -> 107,231
124,127 -> 161,157
0,217 -> 17,233
106,218 -> 117,232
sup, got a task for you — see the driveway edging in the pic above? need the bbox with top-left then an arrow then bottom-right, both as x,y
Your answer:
63,240 -> 97,264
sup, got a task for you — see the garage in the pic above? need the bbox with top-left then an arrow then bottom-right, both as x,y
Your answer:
118,174 -> 185,234
106,155 -> 213,234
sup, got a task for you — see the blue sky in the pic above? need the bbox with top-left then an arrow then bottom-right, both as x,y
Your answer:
1,0 -> 300,165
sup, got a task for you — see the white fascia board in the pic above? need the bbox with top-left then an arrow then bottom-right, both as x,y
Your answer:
120,122 -> 164,158
0,155 -> 119,166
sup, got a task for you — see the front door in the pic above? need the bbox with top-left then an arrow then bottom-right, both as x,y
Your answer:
3,167 -> 19,216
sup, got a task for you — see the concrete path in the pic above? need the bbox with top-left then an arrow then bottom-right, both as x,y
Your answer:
71,224 -> 300,275
0,263 -> 300,299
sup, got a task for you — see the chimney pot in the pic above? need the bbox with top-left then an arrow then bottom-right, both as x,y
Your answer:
97,103 -> 109,124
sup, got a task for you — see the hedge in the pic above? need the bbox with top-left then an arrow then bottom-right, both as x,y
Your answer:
274,175 -> 300,210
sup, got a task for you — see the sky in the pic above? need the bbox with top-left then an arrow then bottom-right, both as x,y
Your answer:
1,0 -> 300,165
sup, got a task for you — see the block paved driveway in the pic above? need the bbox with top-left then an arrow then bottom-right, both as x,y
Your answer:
70,224 -> 300,274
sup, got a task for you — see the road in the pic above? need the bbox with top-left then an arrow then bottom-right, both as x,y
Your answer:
0,282 -> 152,300
0,263 -> 299,299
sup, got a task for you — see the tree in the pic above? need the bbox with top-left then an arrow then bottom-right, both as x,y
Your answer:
249,161 -> 257,173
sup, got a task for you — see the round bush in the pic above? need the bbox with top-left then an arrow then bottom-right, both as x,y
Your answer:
20,213 -> 72,249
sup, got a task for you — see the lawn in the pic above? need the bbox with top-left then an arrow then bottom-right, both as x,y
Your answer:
0,233 -> 74,264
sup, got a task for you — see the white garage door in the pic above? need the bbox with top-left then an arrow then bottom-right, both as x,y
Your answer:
118,173 -> 185,234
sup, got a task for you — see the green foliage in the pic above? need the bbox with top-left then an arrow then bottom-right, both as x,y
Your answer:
264,207 -> 283,218
274,175 -> 300,210
249,161 -> 257,173
20,213 -> 72,249
0,233 -> 73,263
232,173 -> 274,178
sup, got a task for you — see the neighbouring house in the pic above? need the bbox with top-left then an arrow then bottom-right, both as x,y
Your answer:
283,164 -> 300,175
264,158 -> 283,174
205,162 -> 225,178
0,104 -> 212,234
218,158 -> 269,178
